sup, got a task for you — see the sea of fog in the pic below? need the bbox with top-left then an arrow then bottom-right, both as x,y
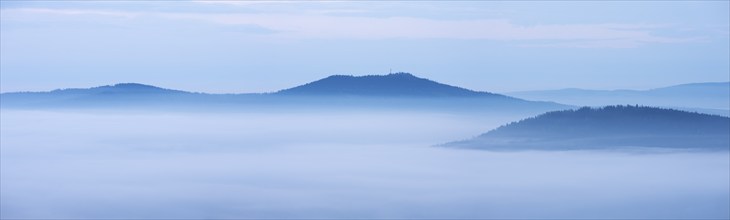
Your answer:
1,109 -> 728,219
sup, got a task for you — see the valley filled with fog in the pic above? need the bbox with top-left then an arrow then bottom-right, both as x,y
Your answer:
2,109 -> 728,219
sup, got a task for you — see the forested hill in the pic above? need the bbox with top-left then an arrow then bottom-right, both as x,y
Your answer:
447,105 -> 730,151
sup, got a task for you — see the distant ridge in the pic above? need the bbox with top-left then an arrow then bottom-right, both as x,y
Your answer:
651,81 -> 730,91
0,83 -> 197,108
276,72 -> 505,97
510,82 -> 729,97
48,83 -> 188,95
508,82 -> 730,112
5,83 -> 187,95
446,105 -> 730,151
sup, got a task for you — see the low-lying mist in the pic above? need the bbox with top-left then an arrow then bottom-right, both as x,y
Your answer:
1,109 -> 728,219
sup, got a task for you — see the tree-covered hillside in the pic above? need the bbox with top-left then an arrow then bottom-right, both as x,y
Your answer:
448,105 -> 730,151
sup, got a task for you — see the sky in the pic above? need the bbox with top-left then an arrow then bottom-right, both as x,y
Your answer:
0,1 -> 728,94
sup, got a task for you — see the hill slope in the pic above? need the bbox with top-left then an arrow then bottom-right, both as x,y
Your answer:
446,105 -> 730,151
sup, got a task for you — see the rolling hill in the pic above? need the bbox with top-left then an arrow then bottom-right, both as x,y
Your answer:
276,72 -> 502,97
0,83 -> 204,108
445,105 -> 730,151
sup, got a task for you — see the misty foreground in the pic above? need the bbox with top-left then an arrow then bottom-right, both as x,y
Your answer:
1,110 -> 728,219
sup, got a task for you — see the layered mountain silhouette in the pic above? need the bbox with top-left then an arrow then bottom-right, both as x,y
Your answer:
0,73 -> 569,113
508,82 -> 730,116
445,105 -> 730,151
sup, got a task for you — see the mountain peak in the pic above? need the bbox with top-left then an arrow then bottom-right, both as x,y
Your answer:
276,72 -> 500,97
386,72 -> 417,77
322,72 -> 417,80
110,83 -> 159,88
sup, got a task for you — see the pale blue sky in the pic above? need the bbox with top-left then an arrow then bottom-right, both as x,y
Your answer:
1,1 -> 728,93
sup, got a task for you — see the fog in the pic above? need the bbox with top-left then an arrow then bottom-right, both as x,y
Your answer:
1,110 -> 728,219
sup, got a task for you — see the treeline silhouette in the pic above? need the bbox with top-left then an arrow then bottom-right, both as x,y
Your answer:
487,105 -> 729,138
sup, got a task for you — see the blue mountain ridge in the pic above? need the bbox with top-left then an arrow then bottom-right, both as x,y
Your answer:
0,73 -> 568,113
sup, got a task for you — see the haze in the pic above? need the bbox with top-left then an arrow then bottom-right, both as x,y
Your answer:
1,1 -> 729,219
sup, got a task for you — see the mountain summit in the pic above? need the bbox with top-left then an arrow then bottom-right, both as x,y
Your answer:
276,72 -> 502,97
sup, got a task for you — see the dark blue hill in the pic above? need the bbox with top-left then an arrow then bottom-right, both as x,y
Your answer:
276,72 -> 504,98
446,105 -> 730,151
271,72 -> 569,113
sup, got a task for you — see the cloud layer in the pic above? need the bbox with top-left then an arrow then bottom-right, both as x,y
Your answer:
1,110 -> 728,219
